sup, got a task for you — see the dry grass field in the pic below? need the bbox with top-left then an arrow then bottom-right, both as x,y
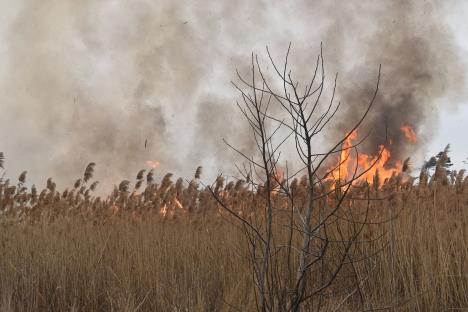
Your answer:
1,0 -> 467,311
0,151 -> 467,311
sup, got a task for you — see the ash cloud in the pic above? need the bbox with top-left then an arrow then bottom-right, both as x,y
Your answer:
0,0 -> 465,190
330,1 -> 466,167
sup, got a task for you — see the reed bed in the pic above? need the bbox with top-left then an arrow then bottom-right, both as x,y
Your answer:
0,155 -> 467,311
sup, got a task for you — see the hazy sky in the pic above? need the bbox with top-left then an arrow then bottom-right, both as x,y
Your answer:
426,1 -> 468,168
0,1 -> 467,191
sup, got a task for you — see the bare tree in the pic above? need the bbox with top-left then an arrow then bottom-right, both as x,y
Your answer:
209,43 -> 385,311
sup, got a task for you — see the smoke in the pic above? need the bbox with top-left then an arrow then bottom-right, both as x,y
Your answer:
331,1 -> 467,169
0,0 -> 465,191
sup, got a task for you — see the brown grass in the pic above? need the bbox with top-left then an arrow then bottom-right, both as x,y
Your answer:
0,160 -> 467,311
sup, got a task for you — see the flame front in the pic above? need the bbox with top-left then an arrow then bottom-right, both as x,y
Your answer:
329,129 -> 403,187
400,124 -> 417,142
356,145 -> 402,184
160,204 -> 168,217
331,130 -> 358,180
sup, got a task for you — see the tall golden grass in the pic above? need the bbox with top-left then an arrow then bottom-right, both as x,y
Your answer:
0,155 -> 467,311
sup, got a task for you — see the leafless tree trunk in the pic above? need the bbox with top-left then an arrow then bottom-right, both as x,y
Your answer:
209,43 -> 387,311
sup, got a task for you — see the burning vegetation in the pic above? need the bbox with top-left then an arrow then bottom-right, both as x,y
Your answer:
329,123 -> 418,187
0,1 -> 467,306
0,41 -> 466,311
0,146 -> 467,311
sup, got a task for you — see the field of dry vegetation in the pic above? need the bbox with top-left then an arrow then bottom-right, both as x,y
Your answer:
0,150 -> 467,311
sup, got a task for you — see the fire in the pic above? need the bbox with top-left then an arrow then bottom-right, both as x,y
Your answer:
146,160 -> 161,169
400,124 -> 417,142
330,129 -> 402,187
356,145 -> 402,184
174,198 -> 183,209
160,204 -> 168,217
331,130 -> 358,180
270,167 -> 285,195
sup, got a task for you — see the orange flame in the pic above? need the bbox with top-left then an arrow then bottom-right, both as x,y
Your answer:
400,124 -> 417,142
160,204 -> 168,217
146,160 -> 161,169
329,129 -> 402,187
270,166 -> 285,195
331,130 -> 358,180
356,145 -> 402,184
274,167 -> 285,184
174,198 -> 183,209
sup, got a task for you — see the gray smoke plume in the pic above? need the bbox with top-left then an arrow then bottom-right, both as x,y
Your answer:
0,0 -> 465,191
330,1 -> 467,169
